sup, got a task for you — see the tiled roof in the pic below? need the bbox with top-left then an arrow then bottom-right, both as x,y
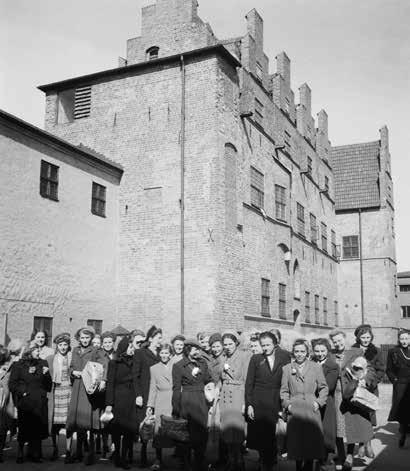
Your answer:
330,141 -> 380,211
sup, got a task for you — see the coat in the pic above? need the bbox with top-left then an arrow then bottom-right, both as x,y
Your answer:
9,358 -> 52,442
133,347 -> 159,425
219,349 -> 251,444
245,349 -> 291,452
147,362 -> 173,448
0,361 -> 15,435
105,355 -> 138,434
386,346 -> 410,425
66,345 -> 107,434
316,357 -> 339,453
172,356 -> 213,446
341,365 -> 378,444
280,360 -> 328,460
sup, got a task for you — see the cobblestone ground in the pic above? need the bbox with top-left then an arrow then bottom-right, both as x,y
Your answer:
1,384 -> 408,470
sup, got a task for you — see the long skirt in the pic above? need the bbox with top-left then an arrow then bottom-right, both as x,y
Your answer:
66,378 -> 100,434
180,388 -> 208,446
52,381 -> 71,425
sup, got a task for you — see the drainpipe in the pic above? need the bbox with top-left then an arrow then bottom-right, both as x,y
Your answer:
180,55 -> 186,334
358,209 -> 365,323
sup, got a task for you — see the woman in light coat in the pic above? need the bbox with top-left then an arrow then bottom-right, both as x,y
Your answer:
280,339 -> 328,471
147,343 -> 174,470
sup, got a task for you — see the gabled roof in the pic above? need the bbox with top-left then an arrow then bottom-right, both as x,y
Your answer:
330,141 -> 380,211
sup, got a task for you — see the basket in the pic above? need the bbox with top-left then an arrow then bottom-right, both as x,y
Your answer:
160,415 -> 190,443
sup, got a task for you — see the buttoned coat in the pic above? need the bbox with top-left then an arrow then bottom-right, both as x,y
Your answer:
245,349 -> 291,452
280,360 -> 328,460
147,361 -> 173,448
219,349 -> 251,444
133,347 -> 159,425
386,346 -> 410,424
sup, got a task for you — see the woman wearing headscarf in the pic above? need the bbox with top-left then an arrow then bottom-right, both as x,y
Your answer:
48,333 -> 72,462
133,325 -> 162,467
281,339 -> 328,471
9,344 -> 52,463
146,342 -> 174,470
172,338 -> 214,471
104,335 -> 137,470
340,356 -> 378,470
30,329 -> 54,361
219,330 -> 251,471
311,338 -> 339,469
66,326 -> 108,465
245,331 -> 291,471
386,329 -> 410,448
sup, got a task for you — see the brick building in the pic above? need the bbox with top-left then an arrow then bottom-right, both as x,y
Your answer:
397,272 -> 410,331
0,109 -> 123,343
330,127 -> 399,344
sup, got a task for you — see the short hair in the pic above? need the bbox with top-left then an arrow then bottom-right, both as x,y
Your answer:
222,333 -> 239,346
270,328 -> 282,344
101,331 -> 117,342
311,337 -> 331,351
30,329 -> 49,344
196,332 -> 209,341
329,329 -> 346,339
259,331 -> 278,345
249,333 -> 260,342
158,343 -> 173,355
21,344 -> 40,360
183,343 -> 199,357
131,329 -> 145,339
355,325 -> 374,342
292,338 -> 310,354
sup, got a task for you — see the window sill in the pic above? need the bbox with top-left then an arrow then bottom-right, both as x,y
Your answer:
40,194 -> 59,202
245,315 -> 295,326
91,210 -> 106,218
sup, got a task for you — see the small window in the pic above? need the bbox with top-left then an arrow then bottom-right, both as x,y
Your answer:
91,182 -> 106,217
74,86 -> 92,120
250,166 -> 264,209
331,230 -> 337,258
33,316 -> 53,346
146,46 -> 159,61
87,319 -> 103,334
275,185 -> 286,221
40,160 -> 59,201
310,213 -> 318,244
323,297 -> 328,325
334,300 -> 339,327
297,203 -> 305,237
279,283 -> 287,319
321,222 -> 327,252
343,235 -> 359,259
261,278 -> 270,317
400,285 -> 410,292
256,61 -> 263,81
314,294 -> 320,324
401,306 -> 410,319
254,98 -> 264,126
304,291 -> 311,323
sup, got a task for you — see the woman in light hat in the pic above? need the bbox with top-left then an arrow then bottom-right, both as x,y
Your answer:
66,326 -> 108,465
219,330 -> 251,471
49,332 -> 72,462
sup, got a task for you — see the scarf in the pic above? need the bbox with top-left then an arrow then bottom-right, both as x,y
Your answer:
52,351 -> 72,384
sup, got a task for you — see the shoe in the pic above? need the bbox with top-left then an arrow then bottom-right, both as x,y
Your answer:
365,443 -> 375,459
357,444 -> 365,458
64,451 -> 76,464
399,433 -> 406,448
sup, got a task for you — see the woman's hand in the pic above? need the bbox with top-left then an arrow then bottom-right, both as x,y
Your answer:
313,401 -> 319,412
28,366 -> 36,374
146,407 -> 153,416
136,396 -> 143,407
247,405 -> 255,420
105,406 -> 112,413
99,380 -> 106,391
72,370 -> 82,378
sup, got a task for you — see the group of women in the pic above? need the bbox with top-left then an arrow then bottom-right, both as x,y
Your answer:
0,323 -> 408,471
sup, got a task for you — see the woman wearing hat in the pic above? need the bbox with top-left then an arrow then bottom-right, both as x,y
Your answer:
219,330 -> 251,471
9,344 -> 52,463
172,338 -> 214,471
66,326 -> 108,465
340,356 -> 378,470
133,325 -> 162,467
48,333 -> 72,462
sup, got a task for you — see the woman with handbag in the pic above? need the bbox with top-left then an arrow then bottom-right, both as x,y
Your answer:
66,326 -> 108,465
172,338 -> 214,471
9,344 -> 52,463
104,335 -> 137,470
48,333 -> 73,462
341,356 -> 378,470
280,339 -> 328,471
386,329 -> 410,448
146,342 -> 174,470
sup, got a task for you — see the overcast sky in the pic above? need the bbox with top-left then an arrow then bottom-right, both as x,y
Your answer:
1,0 -> 409,269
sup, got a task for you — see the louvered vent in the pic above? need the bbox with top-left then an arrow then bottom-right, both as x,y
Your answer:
74,86 -> 92,119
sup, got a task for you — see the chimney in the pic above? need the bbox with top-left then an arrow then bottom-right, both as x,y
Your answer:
380,125 -> 389,149
276,52 -> 290,87
299,83 -> 311,115
245,9 -> 264,49
317,109 -> 328,138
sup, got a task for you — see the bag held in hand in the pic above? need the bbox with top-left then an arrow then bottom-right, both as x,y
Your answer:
81,361 -> 104,394
352,385 -> 379,411
139,415 -> 156,442
160,415 -> 190,443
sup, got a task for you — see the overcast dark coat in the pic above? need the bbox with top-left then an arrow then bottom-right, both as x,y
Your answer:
386,346 -> 410,425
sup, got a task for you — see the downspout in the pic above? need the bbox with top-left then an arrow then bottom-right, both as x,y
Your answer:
180,55 -> 186,334
358,209 -> 365,323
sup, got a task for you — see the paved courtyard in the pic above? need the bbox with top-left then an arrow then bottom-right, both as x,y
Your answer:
1,384 -> 408,470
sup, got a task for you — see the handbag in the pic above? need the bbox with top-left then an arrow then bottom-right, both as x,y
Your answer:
204,382 -> 216,404
100,410 -> 114,425
81,361 -> 104,394
139,415 -> 156,442
352,385 -> 379,411
160,415 -> 190,443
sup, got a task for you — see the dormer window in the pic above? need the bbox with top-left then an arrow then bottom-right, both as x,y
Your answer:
146,46 -> 159,61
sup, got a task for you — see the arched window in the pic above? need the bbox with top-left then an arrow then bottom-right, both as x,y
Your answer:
146,46 -> 159,61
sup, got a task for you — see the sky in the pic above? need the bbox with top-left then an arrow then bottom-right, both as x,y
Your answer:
1,0 -> 409,268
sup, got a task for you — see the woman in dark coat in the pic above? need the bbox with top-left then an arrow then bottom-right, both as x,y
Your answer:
66,326 -> 107,465
352,324 -> 384,458
386,329 -> 410,447
104,335 -> 137,469
312,338 -> 339,468
172,338 -> 214,471
245,331 -> 291,471
9,344 -> 52,463
133,325 -> 161,466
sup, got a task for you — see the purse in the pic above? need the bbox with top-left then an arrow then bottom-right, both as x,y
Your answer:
204,382 -> 216,403
139,415 -> 156,442
81,361 -> 104,394
352,385 -> 379,411
160,415 -> 190,443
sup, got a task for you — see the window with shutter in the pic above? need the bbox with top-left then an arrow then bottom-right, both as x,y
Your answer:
250,167 -> 264,209
279,283 -> 287,319
74,86 -> 92,120
91,182 -> 106,217
275,185 -> 286,221
40,160 -> 59,201
261,278 -> 270,317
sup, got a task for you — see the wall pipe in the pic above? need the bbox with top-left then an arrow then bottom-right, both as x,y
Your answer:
358,209 -> 365,323
180,55 -> 186,334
